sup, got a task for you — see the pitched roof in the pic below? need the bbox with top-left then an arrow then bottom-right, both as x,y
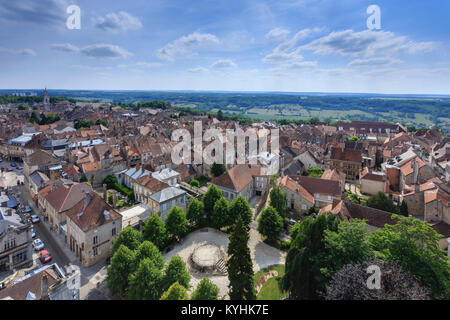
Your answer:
320,200 -> 397,228
40,182 -> 92,213
330,147 -> 362,163
66,191 -> 121,232
212,164 -> 262,192
284,175 -> 341,197
0,268 -> 60,300
25,150 -> 60,167
281,176 -> 315,204
321,168 -> 346,184
150,187 -> 186,203
135,175 -> 169,194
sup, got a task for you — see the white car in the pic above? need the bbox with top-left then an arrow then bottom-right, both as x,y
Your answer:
33,238 -> 44,251
31,215 -> 40,223
31,229 -> 36,238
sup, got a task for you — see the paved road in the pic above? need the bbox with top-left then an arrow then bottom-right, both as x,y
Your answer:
15,185 -> 71,269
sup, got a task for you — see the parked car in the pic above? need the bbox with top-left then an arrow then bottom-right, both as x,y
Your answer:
33,238 -> 44,251
6,167 -> 13,172
17,166 -> 23,170
39,250 -> 52,264
10,163 -> 16,167
24,206 -> 32,213
31,229 -> 36,238
31,215 -> 40,223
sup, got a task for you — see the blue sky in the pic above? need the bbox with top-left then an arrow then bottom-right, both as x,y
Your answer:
0,0 -> 449,94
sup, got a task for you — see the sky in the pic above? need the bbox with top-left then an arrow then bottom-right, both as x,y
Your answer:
0,0 -> 449,94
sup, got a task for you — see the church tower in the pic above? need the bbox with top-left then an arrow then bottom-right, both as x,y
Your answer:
43,88 -> 50,105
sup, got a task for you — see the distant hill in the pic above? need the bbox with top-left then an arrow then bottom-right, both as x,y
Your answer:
1,89 -> 449,130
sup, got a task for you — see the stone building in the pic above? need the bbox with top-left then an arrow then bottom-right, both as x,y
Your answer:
66,191 -> 122,267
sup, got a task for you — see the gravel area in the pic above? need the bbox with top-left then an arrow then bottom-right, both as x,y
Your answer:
163,227 -> 286,299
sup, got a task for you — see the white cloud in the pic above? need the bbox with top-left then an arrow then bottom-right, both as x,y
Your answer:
188,67 -> 209,73
0,47 -> 36,56
136,62 -> 163,68
348,57 -> 402,68
265,28 -> 291,42
0,0 -> 67,27
211,59 -> 237,69
262,28 -> 321,67
80,44 -> 132,59
300,30 -> 434,57
95,11 -> 142,32
157,32 -> 219,61
51,43 -> 80,53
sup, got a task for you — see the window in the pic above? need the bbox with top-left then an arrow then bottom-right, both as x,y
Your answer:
93,247 -> 98,257
112,228 -> 116,236
328,196 -> 332,201
301,204 -> 307,210
93,236 -> 98,245
172,199 -> 176,207
4,238 -> 16,251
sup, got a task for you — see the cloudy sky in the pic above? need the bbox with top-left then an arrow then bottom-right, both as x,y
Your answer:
1,0 -> 449,94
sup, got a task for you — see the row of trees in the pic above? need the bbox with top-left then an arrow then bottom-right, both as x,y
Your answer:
106,183 -> 259,300
106,227 -> 219,300
28,112 -> 61,125
283,214 -> 450,300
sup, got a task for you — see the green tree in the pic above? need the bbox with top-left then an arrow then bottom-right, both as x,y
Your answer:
106,245 -> 135,297
211,162 -> 226,177
111,226 -> 143,255
164,255 -> 191,290
143,214 -> 169,250
289,223 -> 302,241
211,196 -> 230,229
226,215 -> 256,300
203,184 -> 223,214
186,198 -> 204,226
323,219 -> 374,278
257,206 -> 283,242
165,206 -> 189,240
366,192 -> 399,214
348,136 -> 359,142
269,185 -> 287,217
80,175 -> 88,182
189,179 -> 200,188
282,214 -> 339,300
103,175 -> 118,190
399,200 -> 409,217
160,282 -> 189,300
229,196 -> 252,227
191,278 -> 219,300
217,110 -> 224,121
134,241 -> 165,270
370,216 -> 450,299
128,258 -> 165,300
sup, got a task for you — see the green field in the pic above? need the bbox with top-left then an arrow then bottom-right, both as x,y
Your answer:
254,264 -> 286,300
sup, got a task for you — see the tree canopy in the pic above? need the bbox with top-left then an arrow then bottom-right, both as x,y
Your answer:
143,214 -> 169,250
226,215 -> 256,300
257,206 -> 283,242
191,278 -> 219,300
165,206 -> 188,240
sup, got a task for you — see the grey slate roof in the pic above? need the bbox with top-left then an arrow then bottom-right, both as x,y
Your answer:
150,187 -> 185,203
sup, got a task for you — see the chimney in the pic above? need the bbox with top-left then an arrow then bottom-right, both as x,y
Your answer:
113,191 -> 117,209
103,184 -> 107,200
413,158 -> 419,185
41,274 -> 49,300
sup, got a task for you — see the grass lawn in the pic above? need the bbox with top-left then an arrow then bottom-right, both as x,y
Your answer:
254,264 -> 287,300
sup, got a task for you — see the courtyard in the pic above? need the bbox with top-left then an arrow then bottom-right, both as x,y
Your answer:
163,227 -> 286,299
